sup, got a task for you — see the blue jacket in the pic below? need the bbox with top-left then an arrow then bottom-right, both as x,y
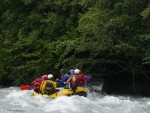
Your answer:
59,74 -> 68,83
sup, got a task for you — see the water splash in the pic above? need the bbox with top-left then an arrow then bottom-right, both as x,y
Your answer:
0,87 -> 150,113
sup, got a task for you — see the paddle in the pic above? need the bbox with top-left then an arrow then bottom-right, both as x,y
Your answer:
20,84 -> 31,90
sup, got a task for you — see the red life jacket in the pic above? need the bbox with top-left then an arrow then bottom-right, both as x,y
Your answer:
76,74 -> 85,86
32,78 -> 42,90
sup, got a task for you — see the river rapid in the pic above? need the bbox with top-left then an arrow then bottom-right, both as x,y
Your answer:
0,87 -> 150,113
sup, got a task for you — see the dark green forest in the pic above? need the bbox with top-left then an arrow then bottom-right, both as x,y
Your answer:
0,0 -> 150,95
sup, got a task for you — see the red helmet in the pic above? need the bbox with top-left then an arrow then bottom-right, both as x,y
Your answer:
44,75 -> 48,80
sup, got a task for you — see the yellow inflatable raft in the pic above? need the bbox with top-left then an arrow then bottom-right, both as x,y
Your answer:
33,87 -> 87,99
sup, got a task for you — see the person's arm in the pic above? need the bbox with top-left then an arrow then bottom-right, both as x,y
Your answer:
59,79 -> 63,83
59,75 -> 68,83
32,80 -> 35,85
59,76 -> 65,83
67,78 -> 71,83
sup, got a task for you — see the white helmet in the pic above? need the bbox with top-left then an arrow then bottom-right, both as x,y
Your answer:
74,69 -> 80,75
48,74 -> 53,79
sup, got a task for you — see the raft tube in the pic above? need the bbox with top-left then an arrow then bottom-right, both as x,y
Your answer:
33,87 -> 87,99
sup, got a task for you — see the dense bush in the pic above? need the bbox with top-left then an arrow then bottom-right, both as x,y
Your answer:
0,0 -> 149,93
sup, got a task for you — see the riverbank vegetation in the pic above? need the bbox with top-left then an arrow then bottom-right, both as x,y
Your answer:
0,0 -> 150,96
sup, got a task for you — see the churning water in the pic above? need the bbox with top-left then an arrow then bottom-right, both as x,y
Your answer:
0,87 -> 150,113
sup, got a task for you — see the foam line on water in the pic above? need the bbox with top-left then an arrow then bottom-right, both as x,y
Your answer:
1,87 -> 150,113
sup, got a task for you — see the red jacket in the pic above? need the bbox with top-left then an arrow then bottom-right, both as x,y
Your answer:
76,74 -> 85,86
32,78 -> 42,90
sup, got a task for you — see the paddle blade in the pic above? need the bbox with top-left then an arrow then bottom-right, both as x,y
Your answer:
20,84 -> 31,90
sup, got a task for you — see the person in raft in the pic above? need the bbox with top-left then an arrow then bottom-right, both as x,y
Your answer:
67,68 -> 86,89
64,69 -> 75,89
56,69 -> 69,87
32,76 -> 43,93
76,70 -> 86,87
40,74 -> 59,95
65,69 -> 80,92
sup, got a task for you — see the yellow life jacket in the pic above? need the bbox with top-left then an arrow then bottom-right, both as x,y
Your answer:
40,80 -> 56,94
47,80 -> 56,89
40,80 -> 46,94
72,75 -> 76,82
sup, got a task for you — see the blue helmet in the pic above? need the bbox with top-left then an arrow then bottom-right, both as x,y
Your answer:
70,69 -> 74,73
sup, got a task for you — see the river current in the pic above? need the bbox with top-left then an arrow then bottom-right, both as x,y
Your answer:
0,87 -> 150,113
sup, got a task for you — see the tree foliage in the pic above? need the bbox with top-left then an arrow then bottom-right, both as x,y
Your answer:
0,0 -> 149,88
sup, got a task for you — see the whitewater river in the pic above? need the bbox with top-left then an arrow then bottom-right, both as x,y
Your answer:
0,87 -> 150,113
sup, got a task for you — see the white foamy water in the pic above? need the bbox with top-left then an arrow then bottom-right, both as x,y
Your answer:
0,87 -> 150,113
